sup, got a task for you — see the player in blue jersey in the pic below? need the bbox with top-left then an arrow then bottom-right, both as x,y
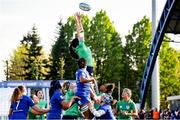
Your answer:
8,86 -> 49,120
47,80 -> 79,119
75,58 -> 98,119
91,93 -> 116,120
91,84 -> 116,119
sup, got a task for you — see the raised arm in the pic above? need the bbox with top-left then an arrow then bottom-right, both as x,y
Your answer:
75,12 -> 84,40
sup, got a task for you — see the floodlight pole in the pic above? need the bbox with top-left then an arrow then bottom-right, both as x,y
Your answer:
152,0 -> 160,111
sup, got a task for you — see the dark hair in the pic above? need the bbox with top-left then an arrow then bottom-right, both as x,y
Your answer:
105,83 -> 115,94
18,85 -> 25,93
62,81 -> 71,91
78,58 -> 87,68
69,38 -> 79,59
35,89 -> 42,96
49,80 -> 62,99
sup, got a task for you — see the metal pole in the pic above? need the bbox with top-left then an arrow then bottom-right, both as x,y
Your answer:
118,81 -> 120,101
152,0 -> 160,111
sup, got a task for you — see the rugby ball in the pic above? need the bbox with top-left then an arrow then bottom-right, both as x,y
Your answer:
79,2 -> 91,11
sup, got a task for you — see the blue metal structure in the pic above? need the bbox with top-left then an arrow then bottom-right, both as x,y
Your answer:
140,0 -> 180,109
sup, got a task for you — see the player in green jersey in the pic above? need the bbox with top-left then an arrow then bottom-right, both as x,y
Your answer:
115,88 -> 137,120
62,81 -> 82,119
69,12 -> 94,76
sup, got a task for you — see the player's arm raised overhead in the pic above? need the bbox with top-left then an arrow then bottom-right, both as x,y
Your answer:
75,12 -> 84,40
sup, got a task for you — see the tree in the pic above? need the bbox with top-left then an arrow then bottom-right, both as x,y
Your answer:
50,18 -> 77,80
125,16 -> 180,106
159,39 -> 180,109
20,25 -> 48,80
102,32 -> 124,84
88,10 -> 124,86
4,60 -> 10,80
124,16 -> 152,102
50,15 -> 91,80
59,57 -> 65,79
8,44 -> 28,80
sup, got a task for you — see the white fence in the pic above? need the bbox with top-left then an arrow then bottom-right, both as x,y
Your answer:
0,88 -> 14,120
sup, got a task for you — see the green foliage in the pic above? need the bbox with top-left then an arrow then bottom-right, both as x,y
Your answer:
8,44 -> 28,80
124,16 -> 180,107
20,25 -> 48,80
50,15 -> 93,80
50,18 -> 78,80
6,11 -> 180,108
50,20 -> 66,79
124,16 -> 152,102
59,57 -> 65,79
44,55 -> 54,80
50,11 -> 124,90
88,10 -> 124,86
159,39 -> 180,109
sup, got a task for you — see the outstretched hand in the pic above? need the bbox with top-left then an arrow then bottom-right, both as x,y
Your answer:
74,12 -> 84,36
75,12 -> 81,24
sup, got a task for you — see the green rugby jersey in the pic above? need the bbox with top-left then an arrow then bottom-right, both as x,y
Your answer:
75,40 -> 93,67
116,99 -> 136,120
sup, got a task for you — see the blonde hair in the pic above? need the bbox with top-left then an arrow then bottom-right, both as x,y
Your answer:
123,88 -> 132,97
10,88 -> 21,104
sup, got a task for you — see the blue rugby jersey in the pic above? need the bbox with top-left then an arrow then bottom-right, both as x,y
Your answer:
10,95 -> 35,119
96,104 -> 115,120
75,68 -> 91,97
47,90 -> 64,119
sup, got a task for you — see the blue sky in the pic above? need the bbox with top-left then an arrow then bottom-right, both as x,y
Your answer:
0,0 -> 170,80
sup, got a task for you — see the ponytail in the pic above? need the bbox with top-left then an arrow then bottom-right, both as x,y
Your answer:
10,88 -> 21,104
49,80 -> 62,99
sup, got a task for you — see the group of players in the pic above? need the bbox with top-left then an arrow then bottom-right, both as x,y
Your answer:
8,12 -> 137,119
48,12 -> 118,119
